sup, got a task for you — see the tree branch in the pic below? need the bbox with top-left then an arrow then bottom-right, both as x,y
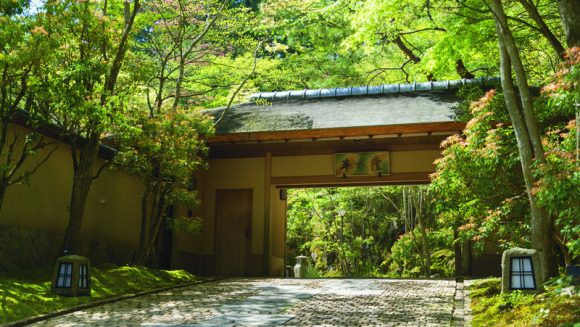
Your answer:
215,41 -> 262,127
102,0 -> 140,105
517,0 -> 565,58
92,161 -> 112,181
392,36 -> 421,63
398,27 -> 447,36
9,142 -> 59,185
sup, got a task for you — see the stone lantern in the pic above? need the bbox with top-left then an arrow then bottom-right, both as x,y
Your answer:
294,255 -> 309,278
51,254 -> 91,296
501,248 -> 542,293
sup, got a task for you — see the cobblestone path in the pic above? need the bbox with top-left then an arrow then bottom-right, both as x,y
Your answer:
31,279 -> 458,326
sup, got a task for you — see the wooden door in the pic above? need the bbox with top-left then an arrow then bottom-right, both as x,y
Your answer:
215,189 -> 252,276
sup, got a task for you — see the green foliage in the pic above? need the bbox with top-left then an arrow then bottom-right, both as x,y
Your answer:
386,231 -> 421,277
476,290 -> 535,317
116,109 -> 213,183
112,0 -> 258,265
454,85 -> 486,122
0,264 -> 196,324
541,48 -> 580,116
385,228 -> 454,278
114,108 -> 214,264
287,187 -> 403,277
469,278 -> 502,299
304,264 -> 320,278
0,0 -> 28,15
534,48 -> 580,262
432,89 -> 532,253
133,0 -> 259,110
0,3 -> 57,208
469,277 -> 579,327
257,0 -> 366,89
0,0 -> 576,281
38,0 -> 134,137
287,186 -> 455,278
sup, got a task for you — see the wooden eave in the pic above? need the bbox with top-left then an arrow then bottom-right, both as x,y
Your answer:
207,121 -> 465,144
209,134 -> 453,159
272,172 -> 432,188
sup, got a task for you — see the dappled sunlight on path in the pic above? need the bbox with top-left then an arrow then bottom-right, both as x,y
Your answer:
31,279 -> 457,326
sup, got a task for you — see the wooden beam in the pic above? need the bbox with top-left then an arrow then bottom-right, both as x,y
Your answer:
263,152 -> 272,276
271,172 -> 432,188
207,122 -> 465,144
209,135 -> 449,159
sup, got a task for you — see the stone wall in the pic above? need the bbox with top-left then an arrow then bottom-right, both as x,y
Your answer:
0,224 -> 135,272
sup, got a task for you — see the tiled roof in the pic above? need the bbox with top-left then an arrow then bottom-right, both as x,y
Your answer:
205,78 -> 499,135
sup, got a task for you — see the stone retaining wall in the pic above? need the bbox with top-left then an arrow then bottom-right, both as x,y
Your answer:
0,224 -> 134,272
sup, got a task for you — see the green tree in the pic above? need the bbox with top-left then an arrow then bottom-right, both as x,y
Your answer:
118,0 -> 259,265
487,0 -> 580,280
535,48 -> 580,264
37,0 -> 140,254
432,89 -> 533,253
115,110 -> 213,266
0,2 -> 58,211
256,0 -> 366,89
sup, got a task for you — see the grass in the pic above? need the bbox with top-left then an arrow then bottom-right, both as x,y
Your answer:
468,277 -> 580,327
0,263 -> 197,324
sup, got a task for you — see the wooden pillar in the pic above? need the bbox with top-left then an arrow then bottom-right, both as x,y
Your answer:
454,228 -> 462,279
263,152 -> 272,275
462,240 -> 473,276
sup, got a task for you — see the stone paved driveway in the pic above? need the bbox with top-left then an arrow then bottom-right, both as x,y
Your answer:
30,278 -> 458,326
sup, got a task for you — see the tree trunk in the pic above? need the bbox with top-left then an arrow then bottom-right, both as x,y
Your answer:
61,133 -> 99,254
557,0 -> 580,47
517,0 -> 566,58
145,186 -> 168,267
393,36 -> 421,64
553,231 -> 571,266
134,183 -> 152,265
0,181 -> 6,213
142,181 -> 162,265
491,0 -> 557,282
172,48 -> 185,111
492,0 -> 546,163
456,59 -> 475,79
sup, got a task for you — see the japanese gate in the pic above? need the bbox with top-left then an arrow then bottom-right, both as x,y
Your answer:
172,78 -> 498,277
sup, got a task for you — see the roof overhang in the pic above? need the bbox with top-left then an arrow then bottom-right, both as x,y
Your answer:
206,121 -> 464,144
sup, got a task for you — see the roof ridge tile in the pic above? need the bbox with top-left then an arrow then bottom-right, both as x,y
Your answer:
249,77 -> 499,103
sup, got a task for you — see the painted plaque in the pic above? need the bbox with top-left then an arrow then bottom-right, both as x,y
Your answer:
334,152 -> 390,177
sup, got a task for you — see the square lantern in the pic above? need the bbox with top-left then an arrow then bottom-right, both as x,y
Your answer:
51,254 -> 91,296
501,248 -> 541,293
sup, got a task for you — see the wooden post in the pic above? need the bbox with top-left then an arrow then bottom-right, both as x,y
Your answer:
454,228 -> 462,279
263,152 -> 272,276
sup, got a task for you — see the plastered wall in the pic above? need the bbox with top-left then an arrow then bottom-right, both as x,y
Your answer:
0,124 -> 144,250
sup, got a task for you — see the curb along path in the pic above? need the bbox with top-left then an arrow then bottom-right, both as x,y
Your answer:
3,278 -> 223,327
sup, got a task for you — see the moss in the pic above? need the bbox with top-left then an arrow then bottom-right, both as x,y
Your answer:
469,277 -> 580,327
0,264 -> 196,324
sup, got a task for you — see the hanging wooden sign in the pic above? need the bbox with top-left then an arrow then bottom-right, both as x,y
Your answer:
334,152 -> 390,177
